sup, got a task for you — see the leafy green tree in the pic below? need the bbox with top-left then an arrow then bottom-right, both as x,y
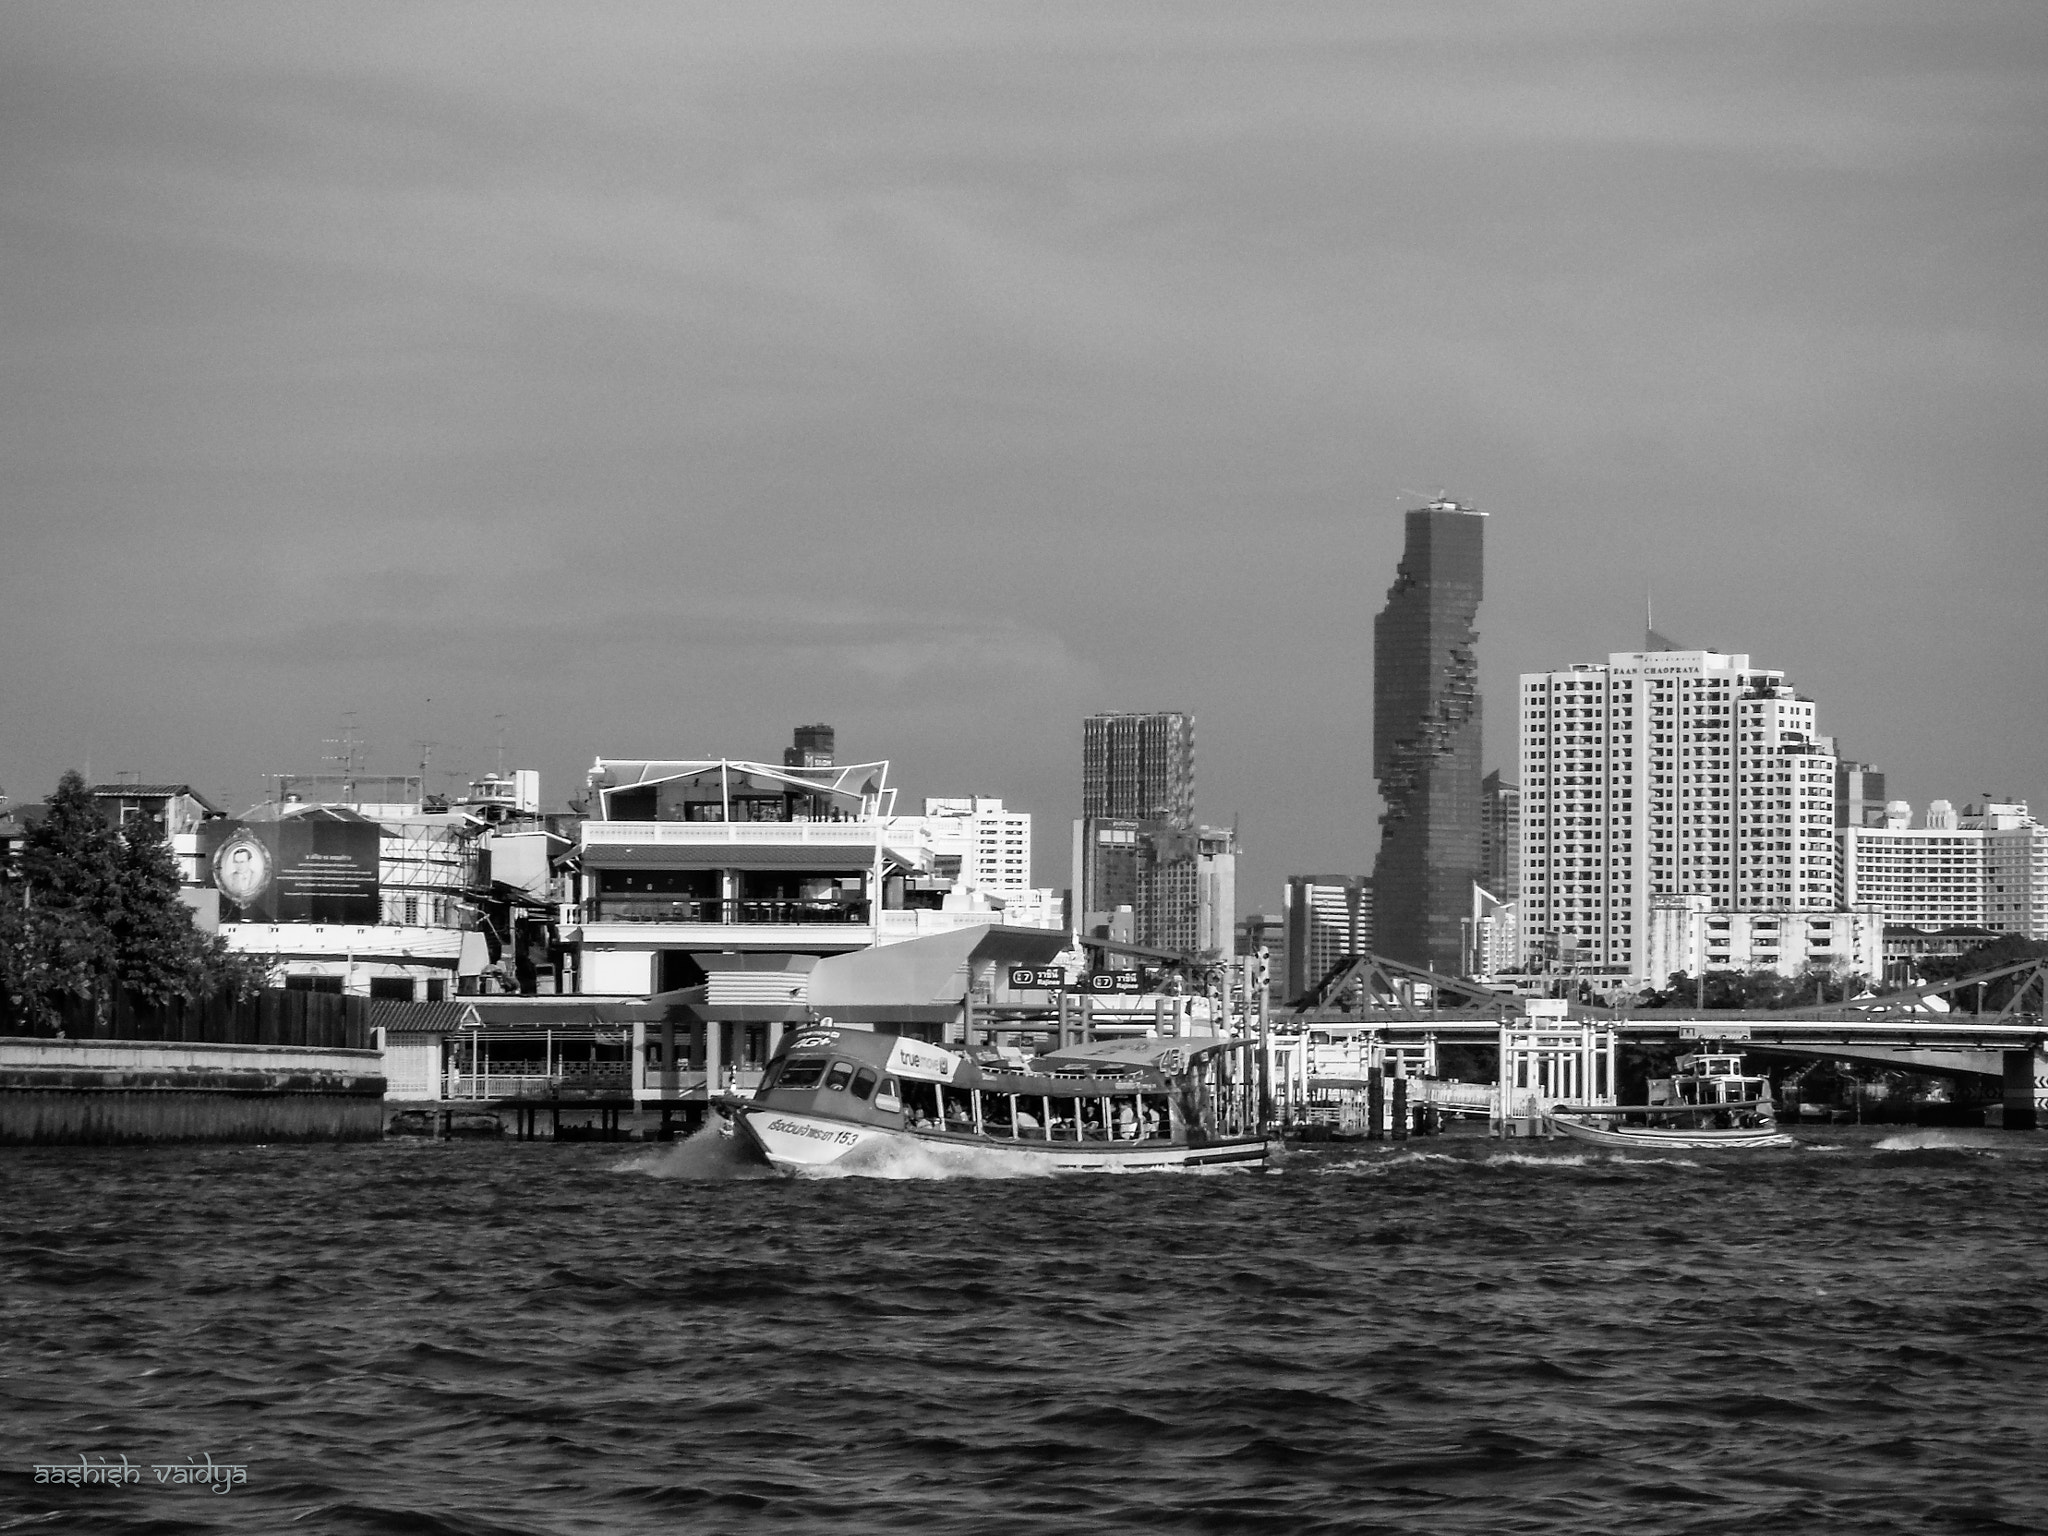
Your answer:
110,817 -> 261,1004
0,770 -> 259,1035
1914,936 -> 2048,1011
9,771 -> 123,1029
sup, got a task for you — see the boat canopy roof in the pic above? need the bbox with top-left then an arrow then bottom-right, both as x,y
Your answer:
1037,1035 -> 1252,1074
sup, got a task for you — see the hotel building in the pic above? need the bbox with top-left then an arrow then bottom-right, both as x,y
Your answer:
1841,800 -> 2048,941
1519,649 -> 1840,977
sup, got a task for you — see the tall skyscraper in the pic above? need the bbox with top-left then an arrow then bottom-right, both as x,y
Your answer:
1519,648 -> 1841,976
1083,711 -> 1194,827
1372,497 -> 1485,973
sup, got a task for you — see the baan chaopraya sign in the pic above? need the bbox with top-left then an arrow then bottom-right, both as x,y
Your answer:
198,809 -> 382,925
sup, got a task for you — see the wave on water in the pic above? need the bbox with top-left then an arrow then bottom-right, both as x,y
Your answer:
611,1122 -> 780,1181
1314,1147 -> 1710,1176
1873,1128 -> 2008,1154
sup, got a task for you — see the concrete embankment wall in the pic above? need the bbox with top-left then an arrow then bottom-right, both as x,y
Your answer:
0,1038 -> 386,1145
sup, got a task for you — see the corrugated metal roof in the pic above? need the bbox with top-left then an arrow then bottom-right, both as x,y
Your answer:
372,1000 -> 469,1033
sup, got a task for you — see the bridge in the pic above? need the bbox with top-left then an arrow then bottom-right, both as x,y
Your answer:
1285,951 -> 2048,1122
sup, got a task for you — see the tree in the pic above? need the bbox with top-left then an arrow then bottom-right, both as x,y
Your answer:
8,771 -> 123,1030
0,770 -> 258,1035
110,817 -> 261,1004
1914,936 -> 2048,1012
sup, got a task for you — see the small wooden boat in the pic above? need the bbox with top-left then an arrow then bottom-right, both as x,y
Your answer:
719,1025 -> 1273,1173
1549,1052 -> 1794,1150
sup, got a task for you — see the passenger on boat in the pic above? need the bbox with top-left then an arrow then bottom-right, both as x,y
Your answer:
1015,1107 -> 1040,1131
1114,1102 -> 1137,1140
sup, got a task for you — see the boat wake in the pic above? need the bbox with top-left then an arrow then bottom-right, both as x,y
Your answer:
802,1136 -> 1063,1181
612,1122 -> 780,1181
1315,1148 -> 1708,1175
1873,1128 -> 2007,1155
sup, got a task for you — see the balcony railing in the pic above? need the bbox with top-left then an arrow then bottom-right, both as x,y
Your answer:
584,821 -> 885,846
447,1062 -> 631,1099
574,898 -> 871,926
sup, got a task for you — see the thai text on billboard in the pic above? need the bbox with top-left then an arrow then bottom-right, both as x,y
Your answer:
198,814 -> 382,924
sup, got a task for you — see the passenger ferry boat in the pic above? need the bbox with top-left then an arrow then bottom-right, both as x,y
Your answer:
720,1024 -> 1274,1173
1548,1052 -> 1794,1150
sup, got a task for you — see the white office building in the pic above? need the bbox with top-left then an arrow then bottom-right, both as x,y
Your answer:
1520,649 -> 1840,977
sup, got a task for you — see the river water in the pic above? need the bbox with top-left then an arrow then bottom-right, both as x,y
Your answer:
4,1127 -> 2046,1535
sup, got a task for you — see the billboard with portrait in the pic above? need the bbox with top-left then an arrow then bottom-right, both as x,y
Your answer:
198,812 -> 382,924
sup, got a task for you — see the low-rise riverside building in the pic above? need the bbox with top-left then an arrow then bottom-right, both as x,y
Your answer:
201,776 -> 489,1000
85,782 -> 225,885
1644,895 -> 1882,982
561,754 -> 1025,996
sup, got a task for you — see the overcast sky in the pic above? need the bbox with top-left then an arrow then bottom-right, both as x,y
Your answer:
3,2 -> 2043,904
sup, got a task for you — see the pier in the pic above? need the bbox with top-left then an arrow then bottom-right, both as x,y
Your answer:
1283,951 -> 2048,1131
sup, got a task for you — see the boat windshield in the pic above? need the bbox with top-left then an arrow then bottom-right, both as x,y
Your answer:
776,1057 -> 829,1091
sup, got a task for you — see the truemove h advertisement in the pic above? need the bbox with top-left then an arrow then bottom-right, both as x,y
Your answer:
198,814 -> 381,924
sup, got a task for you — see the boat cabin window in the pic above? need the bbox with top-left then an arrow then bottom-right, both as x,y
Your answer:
776,1057 -> 829,1091
875,1075 -> 901,1113
850,1067 -> 878,1102
941,1086 -> 976,1130
900,1081 -> 942,1126
1142,1094 -> 1169,1138
824,1061 -> 855,1093
978,1090 -> 1014,1134
1048,1095 -> 1077,1140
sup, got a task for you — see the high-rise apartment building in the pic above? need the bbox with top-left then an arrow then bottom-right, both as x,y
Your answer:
1077,819 -> 1236,955
1283,875 -> 1374,1000
1076,712 -> 1232,954
1481,770 -> 1520,899
1469,884 -> 1520,977
1373,498 -> 1484,973
1083,712 -> 1194,827
1519,649 -> 1840,975
922,797 -> 1031,896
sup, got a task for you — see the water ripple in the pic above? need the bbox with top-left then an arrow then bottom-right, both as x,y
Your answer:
3,1130 -> 2047,1533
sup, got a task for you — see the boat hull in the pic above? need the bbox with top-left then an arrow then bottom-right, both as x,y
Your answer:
734,1106 -> 1272,1174
1550,1114 -> 1793,1151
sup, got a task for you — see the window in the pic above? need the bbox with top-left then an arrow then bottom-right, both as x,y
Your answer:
850,1067 -> 878,1101
824,1061 -> 855,1092
777,1058 -> 829,1091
